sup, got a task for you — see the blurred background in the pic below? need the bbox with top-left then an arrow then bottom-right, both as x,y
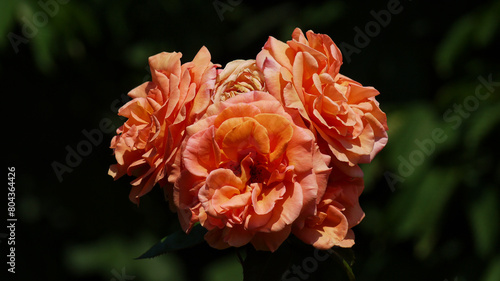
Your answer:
2,0 -> 499,280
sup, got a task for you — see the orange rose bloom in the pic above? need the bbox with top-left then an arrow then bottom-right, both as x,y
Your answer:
257,28 -> 388,177
174,91 -> 331,251
108,47 -> 218,204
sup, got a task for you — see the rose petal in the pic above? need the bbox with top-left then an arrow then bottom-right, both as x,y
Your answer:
222,119 -> 270,161
253,113 -> 294,162
251,182 -> 286,215
184,126 -> 220,177
251,225 -> 292,252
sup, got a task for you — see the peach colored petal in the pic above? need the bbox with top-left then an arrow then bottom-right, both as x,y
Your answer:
285,126 -> 314,174
222,119 -> 270,161
312,145 -> 332,204
189,46 -> 213,83
294,205 -> 349,250
256,58 -> 286,103
261,36 -> 293,71
223,225 -> 255,248
204,228 -> 231,250
291,27 -> 307,43
245,210 -> 274,230
253,113 -> 294,162
267,163 -> 291,186
128,82 -> 155,99
178,69 -> 195,107
220,91 -> 285,116
213,104 -> 261,127
199,169 -> 248,218
185,116 -> 217,139
293,48 -> 321,87
335,229 -> 355,248
148,52 -> 182,83
211,185 -> 239,212
199,206 -> 226,230
198,169 -> 249,217
208,185 -> 252,219
346,84 -> 380,104
329,157 -> 364,178
173,169 -> 206,232
328,175 -> 365,227
214,117 -> 253,145
294,167 -> 365,249
184,126 -> 220,177
291,171 -> 321,230
283,83 -> 310,123
288,40 -> 327,69
121,168 -> 156,202
251,182 -> 286,215
118,98 -> 152,120
360,112 -> 388,163
190,82 -> 213,123
219,191 -> 251,212
260,181 -> 303,232
108,164 -> 119,178
251,225 -> 292,252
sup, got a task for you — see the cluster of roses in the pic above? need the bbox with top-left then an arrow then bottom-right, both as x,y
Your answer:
108,28 -> 388,252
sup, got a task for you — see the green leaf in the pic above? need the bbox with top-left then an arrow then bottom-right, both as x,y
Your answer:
435,13 -> 475,76
0,0 -> 16,49
391,168 -> 458,243
136,224 -> 207,259
468,187 -> 500,258
482,256 -> 500,281
465,103 -> 500,153
330,247 -> 356,281
385,103 -> 439,169
342,259 -> 355,281
474,1 -> 500,47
